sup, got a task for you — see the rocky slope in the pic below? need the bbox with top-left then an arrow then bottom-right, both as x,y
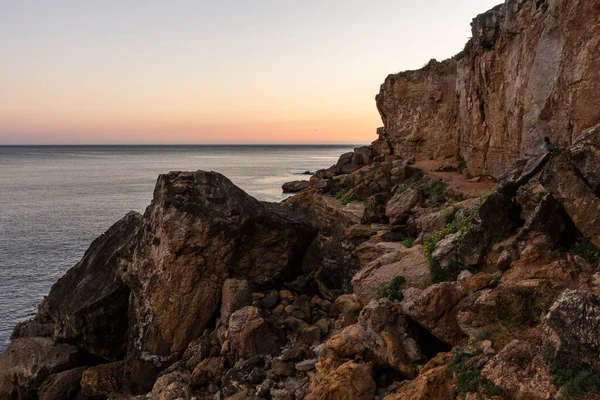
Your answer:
3,1 -> 600,399
376,0 -> 600,177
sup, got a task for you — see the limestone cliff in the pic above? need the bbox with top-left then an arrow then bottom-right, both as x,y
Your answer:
376,0 -> 600,176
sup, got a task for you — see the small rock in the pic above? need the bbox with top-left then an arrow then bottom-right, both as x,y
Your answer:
295,359 -> 317,372
270,359 -> 295,377
256,378 -> 276,397
270,388 -> 294,400
280,348 -> 304,362
457,270 -> 473,281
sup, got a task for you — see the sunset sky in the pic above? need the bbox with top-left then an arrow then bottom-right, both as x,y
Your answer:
0,0 -> 501,145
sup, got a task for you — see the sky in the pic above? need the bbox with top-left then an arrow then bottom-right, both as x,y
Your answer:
0,0 -> 502,145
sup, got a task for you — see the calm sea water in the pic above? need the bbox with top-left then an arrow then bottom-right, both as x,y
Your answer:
0,145 -> 355,352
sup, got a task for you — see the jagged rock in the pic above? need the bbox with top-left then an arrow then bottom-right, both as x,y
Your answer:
351,247 -> 431,305
10,319 -> 53,340
282,180 -> 310,193
226,307 -> 284,364
378,0 -> 600,177
123,171 -> 315,389
37,211 -> 141,360
0,337 -> 79,399
352,146 -> 373,166
481,340 -> 556,399
456,280 -> 559,338
287,189 -> 360,290
80,361 -> 125,397
344,224 -> 375,239
191,357 -> 223,387
38,367 -> 85,400
307,360 -> 376,400
570,124 -> 600,195
335,152 -> 354,172
498,153 -> 552,197
295,359 -> 317,372
543,290 -> 600,373
333,294 -> 362,327
220,279 -> 253,326
147,371 -> 192,400
540,152 -> 600,248
383,353 -> 453,400
385,188 -> 419,226
432,232 -> 462,268
271,359 -> 295,377
401,282 -> 471,345
327,299 -> 424,378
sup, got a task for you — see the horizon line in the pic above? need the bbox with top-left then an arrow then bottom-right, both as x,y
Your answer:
0,142 -> 366,147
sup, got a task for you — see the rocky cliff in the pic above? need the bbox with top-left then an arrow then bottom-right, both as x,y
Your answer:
2,0 -> 600,399
376,0 -> 600,177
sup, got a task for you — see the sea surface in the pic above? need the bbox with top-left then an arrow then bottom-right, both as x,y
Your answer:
0,144 -> 355,352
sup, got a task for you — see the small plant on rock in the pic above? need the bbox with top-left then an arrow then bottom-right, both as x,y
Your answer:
402,237 -> 415,248
443,205 -> 462,224
335,189 -> 351,205
420,180 -> 447,198
424,217 -> 472,282
375,275 -> 406,302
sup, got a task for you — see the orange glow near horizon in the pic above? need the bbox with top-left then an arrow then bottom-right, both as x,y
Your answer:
0,0 -> 502,145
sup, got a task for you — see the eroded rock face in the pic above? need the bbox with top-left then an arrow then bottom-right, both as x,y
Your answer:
0,338 -> 79,399
377,0 -> 600,176
37,211 -> 142,360
307,360 -> 376,400
543,290 -> 600,373
123,171 -> 316,389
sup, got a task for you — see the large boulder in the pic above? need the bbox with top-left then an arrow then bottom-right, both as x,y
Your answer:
352,246 -> 432,305
38,367 -> 86,400
36,211 -> 142,360
543,290 -> 600,373
0,338 -> 79,399
383,353 -> 453,400
123,171 -> 315,390
385,188 -> 419,226
80,361 -> 125,398
540,152 -> 600,248
224,306 -> 284,364
282,180 -> 310,193
307,360 -> 376,400
570,123 -> 600,195
327,299 -> 424,378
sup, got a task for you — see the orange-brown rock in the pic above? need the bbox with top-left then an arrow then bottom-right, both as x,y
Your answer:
377,0 -> 600,177
306,360 -> 376,400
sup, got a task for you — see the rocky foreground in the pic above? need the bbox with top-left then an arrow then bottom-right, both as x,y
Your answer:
3,0 -> 600,399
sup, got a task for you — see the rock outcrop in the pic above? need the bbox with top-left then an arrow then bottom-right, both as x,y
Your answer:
377,0 -> 600,177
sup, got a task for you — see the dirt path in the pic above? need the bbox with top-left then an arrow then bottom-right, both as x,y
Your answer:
413,159 -> 495,199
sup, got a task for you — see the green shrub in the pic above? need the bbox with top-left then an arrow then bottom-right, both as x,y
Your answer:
547,355 -> 600,399
364,198 -> 374,210
420,180 -> 447,198
448,348 -> 506,398
375,276 -> 406,302
536,190 -> 548,203
457,154 -> 467,174
402,237 -> 415,248
335,189 -> 351,205
571,239 -> 600,266
393,185 -> 409,198
443,205 -> 461,225
424,217 -> 472,282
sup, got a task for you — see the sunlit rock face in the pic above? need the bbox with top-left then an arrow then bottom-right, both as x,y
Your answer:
377,0 -> 600,177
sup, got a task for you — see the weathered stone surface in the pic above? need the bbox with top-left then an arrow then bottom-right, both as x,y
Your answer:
543,290 -> 600,373
123,171 -> 315,387
80,361 -> 125,397
570,124 -> 600,196
481,340 -> 556,399
384,353 -> 453,400
147,371 -> 192,400
37,211 -> 141,360
38,367 -> 85,400
282,180 -> 310,193
0,337 -> 79,399
225,307 -> 284,364
377,0 -> 600,177
385,188 -> 419,225
220,279 -> 252,326
402,282 -> 470,345
352,247 -> 431,305
540,152 -> 600,248
10,319 -> 53,340
307,360 -> 376,400
327,299 -> 424,378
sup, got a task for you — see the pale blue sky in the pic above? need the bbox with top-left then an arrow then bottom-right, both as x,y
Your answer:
0,0 -> 502,144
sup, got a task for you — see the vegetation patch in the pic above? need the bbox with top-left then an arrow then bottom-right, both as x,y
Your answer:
420,180 -> 447,199
448,348 -> 506,399
443,205 -> 462,225
424,217 -> 472,282
364,198 -> 374,210
543,347 -> 600,399
402,237 -> 415,248
375,275 -> 406,302
335,189 -> 351,205
571,239 -> 600,266
393,184 -> 409,198
493,286 -> 553,327
536,190 -> 548,203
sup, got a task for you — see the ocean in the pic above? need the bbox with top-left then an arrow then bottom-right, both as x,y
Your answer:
0,144 -> 355,352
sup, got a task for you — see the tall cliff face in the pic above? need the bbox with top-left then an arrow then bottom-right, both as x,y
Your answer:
377,0 -> 600,177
